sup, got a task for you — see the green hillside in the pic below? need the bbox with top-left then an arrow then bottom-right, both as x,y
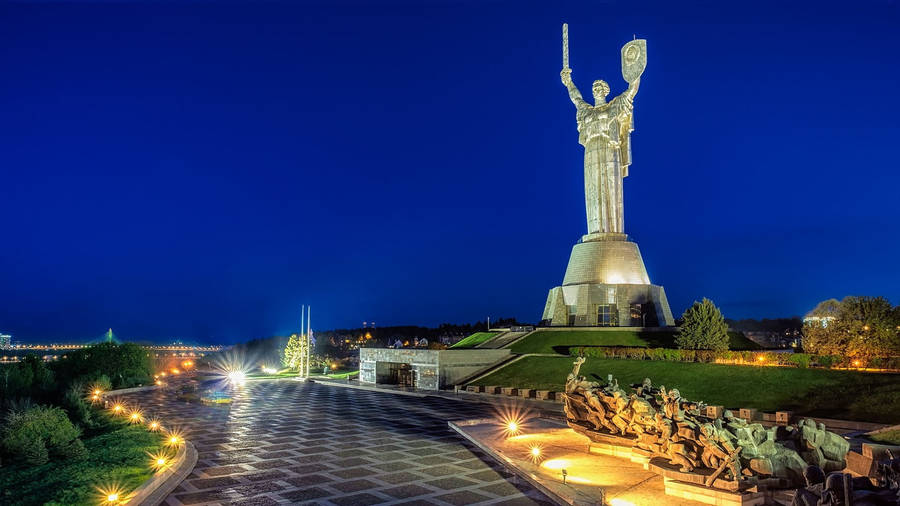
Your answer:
507,329 -> 761,354
450,332 -> 500,349
508,330 -> 676,354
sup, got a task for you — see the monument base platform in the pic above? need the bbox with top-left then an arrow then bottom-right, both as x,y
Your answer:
543,282 -> 674,327
542,236 -> 675,326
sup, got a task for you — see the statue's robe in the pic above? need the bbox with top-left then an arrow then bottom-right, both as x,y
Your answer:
575,95 -> 634,235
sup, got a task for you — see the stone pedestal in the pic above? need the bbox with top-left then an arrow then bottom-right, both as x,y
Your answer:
542,234 -> 674,326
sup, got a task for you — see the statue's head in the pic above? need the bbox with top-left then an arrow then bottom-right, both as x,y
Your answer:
592,80 -> 610,103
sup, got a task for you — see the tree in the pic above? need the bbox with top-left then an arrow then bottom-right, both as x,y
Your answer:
676,298 -> 729,351
51,342 -> 152,389
802,296 -> 900,358
281,333 -> 304,370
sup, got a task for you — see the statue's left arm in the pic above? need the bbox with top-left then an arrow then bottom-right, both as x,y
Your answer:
621,77 -> 640,109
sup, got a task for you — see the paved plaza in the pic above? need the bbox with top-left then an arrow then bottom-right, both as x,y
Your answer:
122,379 -> 554,506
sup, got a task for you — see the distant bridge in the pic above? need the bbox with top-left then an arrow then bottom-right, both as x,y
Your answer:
0,343 -> 225,363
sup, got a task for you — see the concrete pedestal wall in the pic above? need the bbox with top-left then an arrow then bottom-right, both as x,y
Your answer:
542,235 -> 675,327
543,283 -> 674,327
563,235 -> 651,286
359,348 -> 511,391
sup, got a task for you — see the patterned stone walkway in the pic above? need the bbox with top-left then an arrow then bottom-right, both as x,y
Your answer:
121,379 -> 552,506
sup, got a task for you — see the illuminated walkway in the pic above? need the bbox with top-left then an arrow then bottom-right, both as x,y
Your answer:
123,379 -> 553,505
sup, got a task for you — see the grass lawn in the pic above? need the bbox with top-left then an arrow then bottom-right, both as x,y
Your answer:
869,429 -> 900,445
473,356 -> 900,424
0,420 -> 165,506
451,332 -> 500,349
507,330 -> 761,354
508,330 -> 676,354
247,371 -> 298,379
312,369 -> 359,380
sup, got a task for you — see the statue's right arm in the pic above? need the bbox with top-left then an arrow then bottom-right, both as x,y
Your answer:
561,69 -> 589,109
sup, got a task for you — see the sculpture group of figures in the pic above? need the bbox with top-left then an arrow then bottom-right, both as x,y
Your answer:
563,357 -> 851,490
791,455 -> 900,505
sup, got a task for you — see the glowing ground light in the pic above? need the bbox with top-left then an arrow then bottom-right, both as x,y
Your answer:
148,420 -> 160,431
853,360 -> 861,367
528,445 -> 543,462
149,450 -> 171,471
129,411 -> 143,423
113,404 -> 124,414
96,485 -> 127,505
757,356 -> 765,362
165,429 -> 185,447
502,417 -> 524,437
94,389 -> 102,395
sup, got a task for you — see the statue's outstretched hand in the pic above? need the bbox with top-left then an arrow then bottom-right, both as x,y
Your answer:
560,68 -> 572,85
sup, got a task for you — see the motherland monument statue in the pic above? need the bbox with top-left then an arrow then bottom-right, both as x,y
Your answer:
542,25 -> 674,327
560,26 -> 644,236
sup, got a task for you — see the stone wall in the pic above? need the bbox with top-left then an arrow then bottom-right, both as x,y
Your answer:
359,348 -> 511,391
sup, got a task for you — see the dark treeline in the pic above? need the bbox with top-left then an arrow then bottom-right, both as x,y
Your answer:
725,317 -> 803,332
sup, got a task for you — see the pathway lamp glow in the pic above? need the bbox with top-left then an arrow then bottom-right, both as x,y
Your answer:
227,370 -> 246,386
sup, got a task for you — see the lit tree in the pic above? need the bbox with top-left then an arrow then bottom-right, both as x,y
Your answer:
803,296 -> 900,358
676,298 -> 729,351
282,333 -> 304,370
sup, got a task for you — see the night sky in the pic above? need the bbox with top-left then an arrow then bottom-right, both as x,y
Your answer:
2,1 -> 899,344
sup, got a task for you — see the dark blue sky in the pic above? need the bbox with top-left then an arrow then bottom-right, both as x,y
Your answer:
2,1 -> 899,343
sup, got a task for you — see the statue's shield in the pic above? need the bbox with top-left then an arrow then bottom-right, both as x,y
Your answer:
621,39 -> 647,83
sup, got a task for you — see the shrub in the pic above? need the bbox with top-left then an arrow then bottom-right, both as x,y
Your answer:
61,382 -> 93,429
815,355 -> 837,369
1,405 -> 87,466
676,298 -> 730,351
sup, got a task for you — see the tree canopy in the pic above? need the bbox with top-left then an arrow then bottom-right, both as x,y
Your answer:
802,296 -> 900,358
676,298 -> 730,351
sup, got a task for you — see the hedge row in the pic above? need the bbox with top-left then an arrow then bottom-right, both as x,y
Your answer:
576,346 -> 900,370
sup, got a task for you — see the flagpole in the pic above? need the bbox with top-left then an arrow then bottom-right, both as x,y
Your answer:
306,306 -> 311,378
297,304 -> 306,377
